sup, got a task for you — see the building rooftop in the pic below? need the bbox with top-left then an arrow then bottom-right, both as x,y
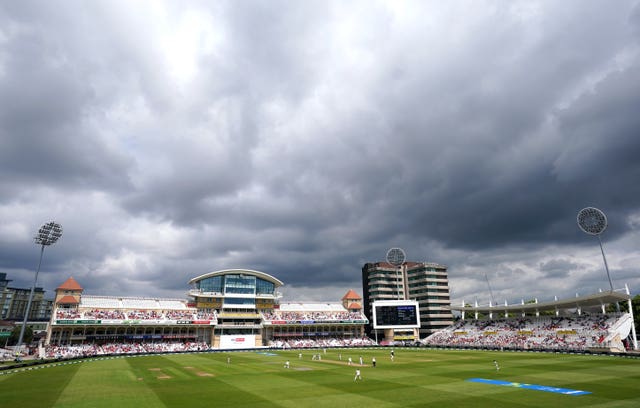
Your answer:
342,289 -> 361,301
57,276 -> 83,291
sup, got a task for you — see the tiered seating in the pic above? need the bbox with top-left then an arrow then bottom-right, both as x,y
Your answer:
280,303 -> 347,312
73,296 -> 197,321
268,337 -> 377,349
196,312 -> 217,320
84,309 -> 126,320
158,299 -> 190,310
262,310 -> 364,322
127,309 -> 162,320
56,310 -> 81,319
121,298 -> 159,309
80,296 -> 121,309
423,314 -> 622,351
45,342 -> 210,359
165,310 -> 196,320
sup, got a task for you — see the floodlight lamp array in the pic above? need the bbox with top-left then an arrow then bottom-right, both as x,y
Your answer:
386,247 -> 406,267
35,221 -> 63,246
577,207 -> 607,236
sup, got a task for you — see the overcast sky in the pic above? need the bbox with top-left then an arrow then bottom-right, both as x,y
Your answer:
1,1 -> 639,307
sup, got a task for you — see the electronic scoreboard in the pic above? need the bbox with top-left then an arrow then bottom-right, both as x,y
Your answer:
372,300 -> 420,329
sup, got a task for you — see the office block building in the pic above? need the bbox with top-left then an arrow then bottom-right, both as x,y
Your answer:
361,261 -> 454,340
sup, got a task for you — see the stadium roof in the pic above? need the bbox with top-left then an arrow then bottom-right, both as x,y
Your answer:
78,295 -> 191,310
279,302 -> 348,312
188,268 -> 284,287
449,290 -> 631,314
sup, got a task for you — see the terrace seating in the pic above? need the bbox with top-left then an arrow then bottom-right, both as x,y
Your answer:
268,337 -> 377,349
56,310 -> 81,319
121,298 -> 160,309
262,310 -> 364,322
44,341 -> 210,359
423,314 -> 622,351
70,296 -> 196,321
196,312 -> 217,320
158,300 -> 190,310
80,296 -> 121,309
165,310 -> 197,320
84,309 -> 126,320
127,309 -> 162,320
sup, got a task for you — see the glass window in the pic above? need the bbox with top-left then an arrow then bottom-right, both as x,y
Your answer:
224,274 -> 256,295
198,276 -> 223,292
224,298 -> 255,307
256,278 -> 275,295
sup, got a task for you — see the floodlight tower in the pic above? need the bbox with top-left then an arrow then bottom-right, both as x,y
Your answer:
386,248 -> 406,300
577,207 -> 613,292
16,221 -> 63,351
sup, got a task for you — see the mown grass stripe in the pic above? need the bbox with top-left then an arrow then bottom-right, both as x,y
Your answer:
0,359 -> 82,408
53,356 -> 164,408
1,349 -> 639,407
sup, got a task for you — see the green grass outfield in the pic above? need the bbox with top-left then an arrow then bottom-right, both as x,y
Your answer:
1,348 -> 639,407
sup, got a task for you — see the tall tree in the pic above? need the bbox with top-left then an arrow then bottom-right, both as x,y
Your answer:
7,326 -> 32,346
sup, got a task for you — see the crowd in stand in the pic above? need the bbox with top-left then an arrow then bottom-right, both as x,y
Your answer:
127,310 -> 162,320
40,337 -> 377,359
269,337 -> 377,348
82,309 -> 126,320
55,310 -> 81,319
423,314 -> 620,351
44,342 -> 210,359
262,311 -> 364,322
55,308 -> 213,321
165,310 -> 197,320
1,348 -> 15,361
55,308 -> 366,323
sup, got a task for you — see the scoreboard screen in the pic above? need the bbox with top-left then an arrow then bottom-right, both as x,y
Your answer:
373,301 -> 420,329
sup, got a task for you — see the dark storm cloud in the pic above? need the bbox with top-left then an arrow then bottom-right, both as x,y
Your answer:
0,1 -> 639,304
0,2 -> 136,199
402,68 -> 640,251
539,258 -> 581,279
340,4 -> 640,255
